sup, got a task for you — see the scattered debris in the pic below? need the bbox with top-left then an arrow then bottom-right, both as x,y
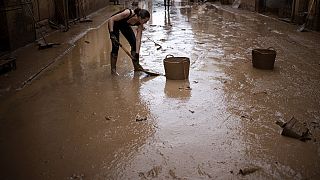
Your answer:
69,173 -> 84,180
140,166 -> 162,178
138,172 -> 147,179
239,167 -> 260,176
241,115 -> 250,119
232,0 -> 241,9
179,86 -> 192,90
136,115 -> 147,122
276,117 -> 311,141
169,169 -> 178,179
253,91 -> 268,95
197,165 -> 212,178
271,30 -> 283,35
79,18 -> 93,23
311,121 -> 320,129
146,36 -> 162,50
240,114 -> 253,121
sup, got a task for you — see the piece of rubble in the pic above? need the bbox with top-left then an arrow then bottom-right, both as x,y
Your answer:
136,116 -> 147,122
276,117 -> 311,141
239,167 -> 260,176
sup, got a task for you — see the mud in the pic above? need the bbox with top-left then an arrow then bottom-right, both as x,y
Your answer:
0,0 -> 320,179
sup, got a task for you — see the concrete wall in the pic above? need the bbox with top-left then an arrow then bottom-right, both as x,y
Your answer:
32,0 -> 55,22
240,0 -> 256,11
0,0 -> 35,52
266,0 -> 288,8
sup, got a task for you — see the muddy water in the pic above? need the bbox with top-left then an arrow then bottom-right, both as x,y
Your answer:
1,0 -> 320,179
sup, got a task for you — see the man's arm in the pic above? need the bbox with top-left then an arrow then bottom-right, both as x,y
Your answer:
108,9 -> 130,32
135,25 -> 143,53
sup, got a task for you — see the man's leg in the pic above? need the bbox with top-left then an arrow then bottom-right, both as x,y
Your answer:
110,29 -> 120,75
120,27 -> 144,71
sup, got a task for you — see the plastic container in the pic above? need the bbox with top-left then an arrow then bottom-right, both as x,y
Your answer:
163,55 -> 190,80
252,47 -> 276,70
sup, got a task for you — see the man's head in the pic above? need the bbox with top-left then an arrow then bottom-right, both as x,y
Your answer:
134,8 -> 150,24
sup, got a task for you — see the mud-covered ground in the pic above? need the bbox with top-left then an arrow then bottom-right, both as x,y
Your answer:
0,0 -> 320,179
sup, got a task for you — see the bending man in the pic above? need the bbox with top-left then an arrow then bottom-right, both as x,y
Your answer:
108,8 -> 150,75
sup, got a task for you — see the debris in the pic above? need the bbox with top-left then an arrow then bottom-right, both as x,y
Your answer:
197,165 -> 212,178
277,117 -> 311,141
136,115 -> 147,122
146,36 -> 162,50
179,86 -> 192,90
79,18 -> 93,23
275,120 -> 286,127
85,40 -> 90,44
105,116 -> 111,121
232,0 -> 241,9
241,115 -> 250,119
253,91 -> 268,95
147,166 -> 162,178
169,169 -> 178,179
239,167 -> 260,176
311,121 -> 320,129
69,173 -> 84,180
189,110 -> 195,113
138,172 -> 147,179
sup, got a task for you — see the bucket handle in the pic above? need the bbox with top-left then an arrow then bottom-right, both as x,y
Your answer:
254,47 -> 276,54
165,54 -> 174,59
267,47 -> 275,51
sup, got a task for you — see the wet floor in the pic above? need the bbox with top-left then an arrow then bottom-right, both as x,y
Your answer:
1,0 -> 320,179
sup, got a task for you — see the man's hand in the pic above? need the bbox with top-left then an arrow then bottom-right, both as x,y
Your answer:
131,51 -> 144,71
131,51 -> 139,62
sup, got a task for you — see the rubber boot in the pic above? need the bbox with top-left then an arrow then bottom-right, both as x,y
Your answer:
110,54 -> 118,75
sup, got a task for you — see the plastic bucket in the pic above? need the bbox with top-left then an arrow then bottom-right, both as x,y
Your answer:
252,47 -> 276,70
163,55 -> 190,80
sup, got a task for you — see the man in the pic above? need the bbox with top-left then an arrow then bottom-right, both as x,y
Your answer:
107,8 -> 150,75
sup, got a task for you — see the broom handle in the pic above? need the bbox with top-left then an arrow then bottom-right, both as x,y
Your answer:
114,39 -> 135,60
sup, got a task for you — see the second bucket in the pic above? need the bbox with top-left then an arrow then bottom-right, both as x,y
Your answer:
163,55 -> 190,80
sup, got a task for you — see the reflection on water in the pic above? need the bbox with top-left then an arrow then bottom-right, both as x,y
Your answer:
164,80 -> 191,99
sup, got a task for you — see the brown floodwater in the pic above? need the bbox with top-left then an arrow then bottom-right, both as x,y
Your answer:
0,0 -> 320,179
